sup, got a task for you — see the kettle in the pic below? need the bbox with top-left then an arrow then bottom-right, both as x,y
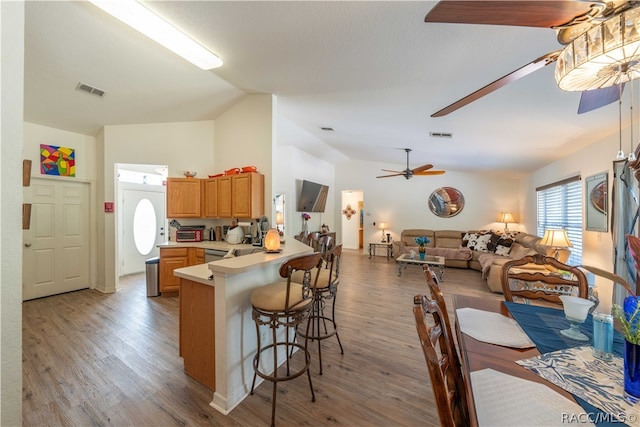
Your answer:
226,226 -> 244,244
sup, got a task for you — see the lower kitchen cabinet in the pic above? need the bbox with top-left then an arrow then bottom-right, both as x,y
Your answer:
159,247 -> 205,293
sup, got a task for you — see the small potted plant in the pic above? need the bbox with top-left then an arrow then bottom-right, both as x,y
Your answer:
415,236 -> 430,260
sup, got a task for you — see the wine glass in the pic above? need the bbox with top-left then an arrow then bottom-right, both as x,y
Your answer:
559,295 -> 594,341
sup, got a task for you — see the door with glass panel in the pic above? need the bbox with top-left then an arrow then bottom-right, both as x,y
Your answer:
121,183 -> 166,276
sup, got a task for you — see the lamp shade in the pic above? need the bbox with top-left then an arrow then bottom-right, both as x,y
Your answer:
379,222 -> 387,230
497,212 -> 515,224
275,211 -> 284,225
540,229 -> 573,248
555,6 -> 640,91
264,228 -> 281,251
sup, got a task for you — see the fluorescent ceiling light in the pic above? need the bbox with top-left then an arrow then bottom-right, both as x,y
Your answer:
89,0 -> 222,70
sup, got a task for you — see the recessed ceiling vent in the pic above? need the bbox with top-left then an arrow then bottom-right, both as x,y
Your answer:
429,132 -> 452,138
76,82 -> 106,98
320,127 -> 334,131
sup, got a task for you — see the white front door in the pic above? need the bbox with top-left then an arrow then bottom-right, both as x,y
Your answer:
23,179 -> 90,300
120,183 -> 166,276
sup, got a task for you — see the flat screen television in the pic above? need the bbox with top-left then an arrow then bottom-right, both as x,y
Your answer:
297,179 -> 329,212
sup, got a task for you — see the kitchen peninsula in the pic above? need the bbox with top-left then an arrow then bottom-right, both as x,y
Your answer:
172,238 -> 312,415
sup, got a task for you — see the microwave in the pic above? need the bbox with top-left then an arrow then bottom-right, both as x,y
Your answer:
176,228 -> 203,242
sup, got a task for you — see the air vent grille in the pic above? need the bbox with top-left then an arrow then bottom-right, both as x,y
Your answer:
76,82 -> 106,98
320,127 -> 334,131
429,132 -> 452,138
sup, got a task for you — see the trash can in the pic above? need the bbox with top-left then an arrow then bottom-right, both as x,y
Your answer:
145,256 -> 160,297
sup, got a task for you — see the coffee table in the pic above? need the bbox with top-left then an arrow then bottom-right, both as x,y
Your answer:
396,253 -> 445,280
369,242 -> 393,261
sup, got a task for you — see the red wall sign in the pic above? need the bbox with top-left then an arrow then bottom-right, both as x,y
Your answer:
104,202 -> 114,213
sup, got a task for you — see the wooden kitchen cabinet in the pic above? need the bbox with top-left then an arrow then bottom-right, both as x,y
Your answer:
159,247 -> 189,293
202,178 -> 219,218
232,172 -> 264,218
160,247 -> 206,293
217,176 -> 232,218
166,178 -> 202,218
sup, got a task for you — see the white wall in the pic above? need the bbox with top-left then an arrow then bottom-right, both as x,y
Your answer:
341,190 -> 363,249
274,145 -> 336,239
525,132 -> 617,269
335,159 -> 523,250
215,94 -> 275,217
1,0 -> 23,423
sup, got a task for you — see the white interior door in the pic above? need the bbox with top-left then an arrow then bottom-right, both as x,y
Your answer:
23,179 -> 90,301
121,184 -> 166,276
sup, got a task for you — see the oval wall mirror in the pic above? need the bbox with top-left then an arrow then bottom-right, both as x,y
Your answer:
429,187 -> 465,218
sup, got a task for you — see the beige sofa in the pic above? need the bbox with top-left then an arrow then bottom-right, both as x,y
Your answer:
393,229 -> 570,293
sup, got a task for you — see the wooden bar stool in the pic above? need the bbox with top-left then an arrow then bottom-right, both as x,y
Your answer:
294,244 -> 344,375
249,252 -> 323,427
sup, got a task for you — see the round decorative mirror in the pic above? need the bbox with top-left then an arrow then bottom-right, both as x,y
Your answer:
429,187 -> 465,218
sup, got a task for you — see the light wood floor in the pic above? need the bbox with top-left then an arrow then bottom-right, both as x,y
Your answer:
22,249 -> 503,426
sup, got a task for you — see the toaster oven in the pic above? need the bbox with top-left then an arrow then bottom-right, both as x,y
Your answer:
176,228 -> 204,242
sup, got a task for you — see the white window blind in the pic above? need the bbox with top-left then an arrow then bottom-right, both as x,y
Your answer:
537,176 -> 583,265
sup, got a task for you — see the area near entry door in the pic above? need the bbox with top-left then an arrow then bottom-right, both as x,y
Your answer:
23,179 -> 90,300
120,183 -> 166,276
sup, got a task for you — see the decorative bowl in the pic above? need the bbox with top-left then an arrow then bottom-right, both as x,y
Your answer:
241,165 -> 257,173
225,168 -> 241,175
183,171 -> 197,178
208,173 -> 224,178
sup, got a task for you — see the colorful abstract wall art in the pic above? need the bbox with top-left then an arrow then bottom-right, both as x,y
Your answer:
40,144 -> 75,177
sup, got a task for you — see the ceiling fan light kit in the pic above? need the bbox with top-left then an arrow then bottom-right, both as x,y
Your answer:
556,6 -> 640,92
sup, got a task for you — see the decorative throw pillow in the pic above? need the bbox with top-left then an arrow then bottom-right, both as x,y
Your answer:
465,232 -> 493,252
495,244 -> 512,256
462,230 -> 491,248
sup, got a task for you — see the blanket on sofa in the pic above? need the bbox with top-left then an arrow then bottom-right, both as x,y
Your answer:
404,246 -> 473,261
478,253 -> 502,279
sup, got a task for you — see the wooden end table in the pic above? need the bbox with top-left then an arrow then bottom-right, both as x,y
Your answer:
396,253 -> 445,280
368,242 -> 393,261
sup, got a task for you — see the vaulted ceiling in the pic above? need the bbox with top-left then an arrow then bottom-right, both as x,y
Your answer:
24,1 -> 626,175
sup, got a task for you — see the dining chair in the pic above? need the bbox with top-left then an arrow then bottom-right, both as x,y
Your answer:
501,253 -> 589,305
413,293 -> 470,427
422,265 -> 457,353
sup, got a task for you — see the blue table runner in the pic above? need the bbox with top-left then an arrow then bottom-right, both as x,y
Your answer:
505,302 -> 628,426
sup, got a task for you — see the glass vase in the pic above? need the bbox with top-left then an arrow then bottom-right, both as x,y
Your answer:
624,340 -> 640,402
623,295 -> 640,402
302,220 -> 308,237
419,247 -> 425,260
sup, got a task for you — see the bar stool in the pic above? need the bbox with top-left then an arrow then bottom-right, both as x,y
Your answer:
294,244 -> 344,374
249,252 -> 323,427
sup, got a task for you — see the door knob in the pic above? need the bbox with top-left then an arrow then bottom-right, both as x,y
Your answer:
24,243 -> 32,247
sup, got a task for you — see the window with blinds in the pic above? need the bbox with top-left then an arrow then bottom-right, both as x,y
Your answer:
536,176 -> 583,266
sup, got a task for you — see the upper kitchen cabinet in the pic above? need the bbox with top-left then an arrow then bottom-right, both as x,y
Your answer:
217,176 -> 232,218
232,173 -> 264,218
202,178 -> 219,218
167,178 -> 202,218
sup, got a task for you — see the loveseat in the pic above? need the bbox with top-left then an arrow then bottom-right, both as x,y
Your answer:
393,229 -> 570,293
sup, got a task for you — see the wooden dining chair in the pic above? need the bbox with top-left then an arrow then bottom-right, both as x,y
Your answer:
501,253 -> 589,305
413,293 -> 470,427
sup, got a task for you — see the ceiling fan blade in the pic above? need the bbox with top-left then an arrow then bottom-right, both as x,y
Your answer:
577,83 -> 625,114
425,1 -> 595,28
431,50 -> 560,117
411,164 -> 434,173
380,169 -> 403,174
414,170 -> 446,176
376,173 -> 403,179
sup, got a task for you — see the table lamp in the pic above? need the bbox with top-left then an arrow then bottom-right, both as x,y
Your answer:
497,212 -> 515,233
539,229 -> 573,259
379,222 -> 387,242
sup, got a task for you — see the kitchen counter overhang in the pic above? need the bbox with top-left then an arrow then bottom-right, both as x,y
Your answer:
173,239 -> 313,415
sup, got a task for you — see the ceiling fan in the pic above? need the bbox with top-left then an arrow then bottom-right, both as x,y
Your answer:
376,148 -> 445,179
425,0 -> 640,117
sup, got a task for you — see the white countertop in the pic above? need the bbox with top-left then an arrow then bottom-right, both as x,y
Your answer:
158,241 -> 255,251
173,239 -> 312,283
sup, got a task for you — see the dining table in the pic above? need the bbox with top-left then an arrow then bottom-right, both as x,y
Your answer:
452,294 -> 635,427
